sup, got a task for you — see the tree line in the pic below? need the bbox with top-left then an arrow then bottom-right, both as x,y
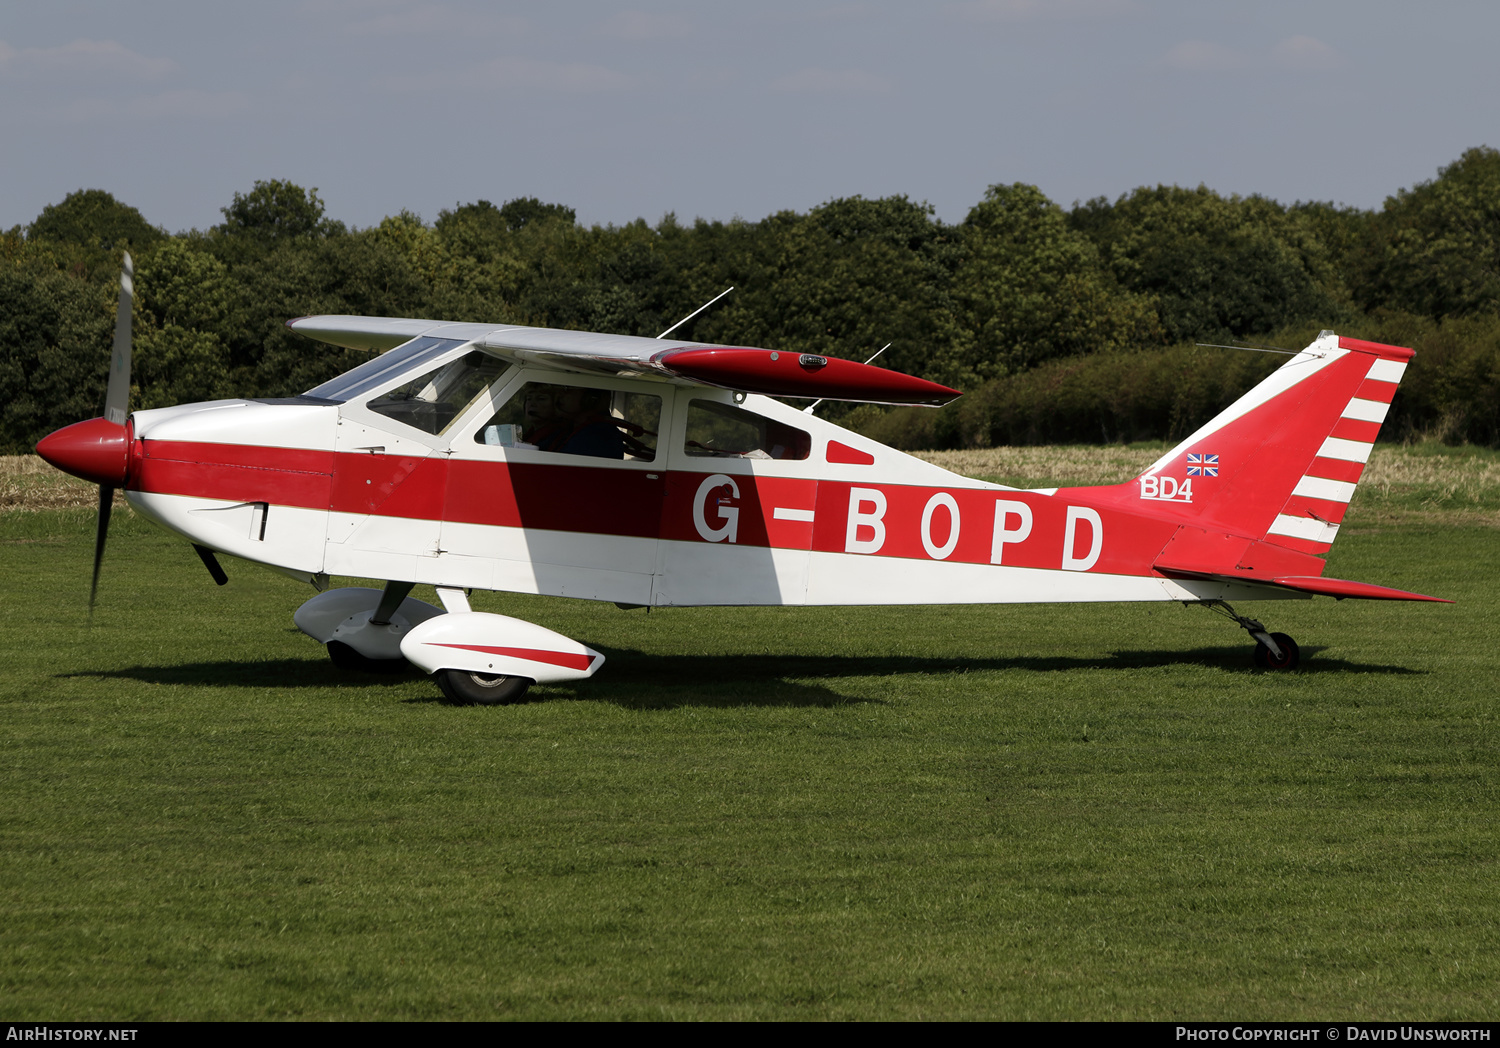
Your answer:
4,146 -> 1499,455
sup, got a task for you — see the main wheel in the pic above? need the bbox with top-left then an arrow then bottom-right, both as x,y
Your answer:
435,668 -> 532,705
327,641 -> 409,674
1252,632 -> 1300,670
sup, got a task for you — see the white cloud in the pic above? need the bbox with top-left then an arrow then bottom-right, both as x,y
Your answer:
1163,36 -> 1344,74
57,90 -> 252,123
947,0 -> 1137,22
597,11 -> 692,41
1163,40 -> 1249,72
476,57 -> 634,92
1272,35 -> 1343,70
387,56 -> 636,94
0,38 -> 175,80
761,4 -> 874,24
770,67 -> 889,95
344,3 -> 526,37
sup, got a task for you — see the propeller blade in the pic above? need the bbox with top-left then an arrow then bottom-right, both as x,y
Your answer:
89,485 -> 114,616
89,254 -> 132,616
104,252 -> 133,425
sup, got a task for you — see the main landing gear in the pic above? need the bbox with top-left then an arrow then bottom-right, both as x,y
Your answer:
293,582 -> 606,703
434,669 -> 531,705
1196,599 -> 1301,670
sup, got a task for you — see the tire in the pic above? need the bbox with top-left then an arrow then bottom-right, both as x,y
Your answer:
1252,633 -> 1300,670
435,668 -> 532,705
327,641 -> 409,674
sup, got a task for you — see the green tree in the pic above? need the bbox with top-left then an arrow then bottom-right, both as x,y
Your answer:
950,183 -> 1157,385
1071,185 -> 1344,343
132,239 -> 236,408
497,197 -> 576,232
0,257 -> 114,452
218,180 -> 340,241
27,189 -> 164,252
1356,146 -> 1500,318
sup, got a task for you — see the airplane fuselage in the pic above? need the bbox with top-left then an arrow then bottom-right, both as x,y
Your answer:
123,379 -> 1313,611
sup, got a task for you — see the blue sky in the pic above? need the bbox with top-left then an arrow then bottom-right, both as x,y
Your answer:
4,1 -> 1496,233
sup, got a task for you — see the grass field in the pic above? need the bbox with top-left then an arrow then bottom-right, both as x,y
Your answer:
2,448 -> 1497,1020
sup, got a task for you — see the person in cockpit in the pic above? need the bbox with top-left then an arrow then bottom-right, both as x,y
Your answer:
553,387 -> 627,459
522,386 -> 569,452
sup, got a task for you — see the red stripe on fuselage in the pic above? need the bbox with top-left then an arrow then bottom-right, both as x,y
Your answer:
135,441 -> 334,508
129,441 -> 1286,577
446,460 -> 666,538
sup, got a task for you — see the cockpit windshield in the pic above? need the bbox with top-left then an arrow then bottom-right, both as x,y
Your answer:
364,350 -> 511,435
303,336 -> 468,403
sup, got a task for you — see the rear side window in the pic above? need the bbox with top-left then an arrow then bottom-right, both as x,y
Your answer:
684,400 -> 810,460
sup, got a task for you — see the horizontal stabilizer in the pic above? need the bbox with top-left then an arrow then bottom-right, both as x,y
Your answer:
1153,525 -> 1449,602
1269,575 -> 1451,603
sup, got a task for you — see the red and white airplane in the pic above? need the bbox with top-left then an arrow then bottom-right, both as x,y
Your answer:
38,256 -> 1447,703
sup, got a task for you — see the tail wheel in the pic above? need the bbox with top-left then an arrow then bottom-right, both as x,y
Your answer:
1253,633 -> 1300,670
436,668 -> 532,705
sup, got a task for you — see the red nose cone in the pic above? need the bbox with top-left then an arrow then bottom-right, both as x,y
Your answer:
36,417 -> 131,487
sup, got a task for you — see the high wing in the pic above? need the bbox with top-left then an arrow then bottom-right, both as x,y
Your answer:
286,315 -> 961,406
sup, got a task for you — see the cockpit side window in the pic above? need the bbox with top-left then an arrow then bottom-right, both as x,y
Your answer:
477,381 -> 661,462
365,350 -> 511,435
684,399 -> 810,460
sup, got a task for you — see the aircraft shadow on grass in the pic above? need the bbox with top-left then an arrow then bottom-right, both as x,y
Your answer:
62,644 -> 1423,711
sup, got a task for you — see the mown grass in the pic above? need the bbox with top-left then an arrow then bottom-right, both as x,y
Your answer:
1,453 -> 1496,1020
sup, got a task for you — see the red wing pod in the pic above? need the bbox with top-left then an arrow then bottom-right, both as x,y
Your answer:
653,347 -> 961,405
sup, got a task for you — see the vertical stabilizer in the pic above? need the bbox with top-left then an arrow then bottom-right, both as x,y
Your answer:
1102,332 -> 1413,555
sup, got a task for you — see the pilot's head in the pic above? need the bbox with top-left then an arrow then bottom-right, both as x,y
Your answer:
556,387 -> 609,419
524,387 -> 558,422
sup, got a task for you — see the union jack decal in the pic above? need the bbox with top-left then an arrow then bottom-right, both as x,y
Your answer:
1187,453 -> 1219,477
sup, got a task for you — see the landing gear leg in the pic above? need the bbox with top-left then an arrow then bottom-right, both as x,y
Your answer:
1195,599 -> 1301,670
370,580 -> 415,626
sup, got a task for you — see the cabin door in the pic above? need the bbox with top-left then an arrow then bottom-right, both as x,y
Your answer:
438,372 -> 668,604
654,390 -> 818,607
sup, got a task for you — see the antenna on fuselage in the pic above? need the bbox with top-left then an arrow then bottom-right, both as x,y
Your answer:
802,342 -> 892,415
656,286 -> 735,340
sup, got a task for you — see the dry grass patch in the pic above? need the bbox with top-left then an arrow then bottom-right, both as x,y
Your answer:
1360,449 -> 1500,499
0,456 -> 115,512
913,446 -> 1162,487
